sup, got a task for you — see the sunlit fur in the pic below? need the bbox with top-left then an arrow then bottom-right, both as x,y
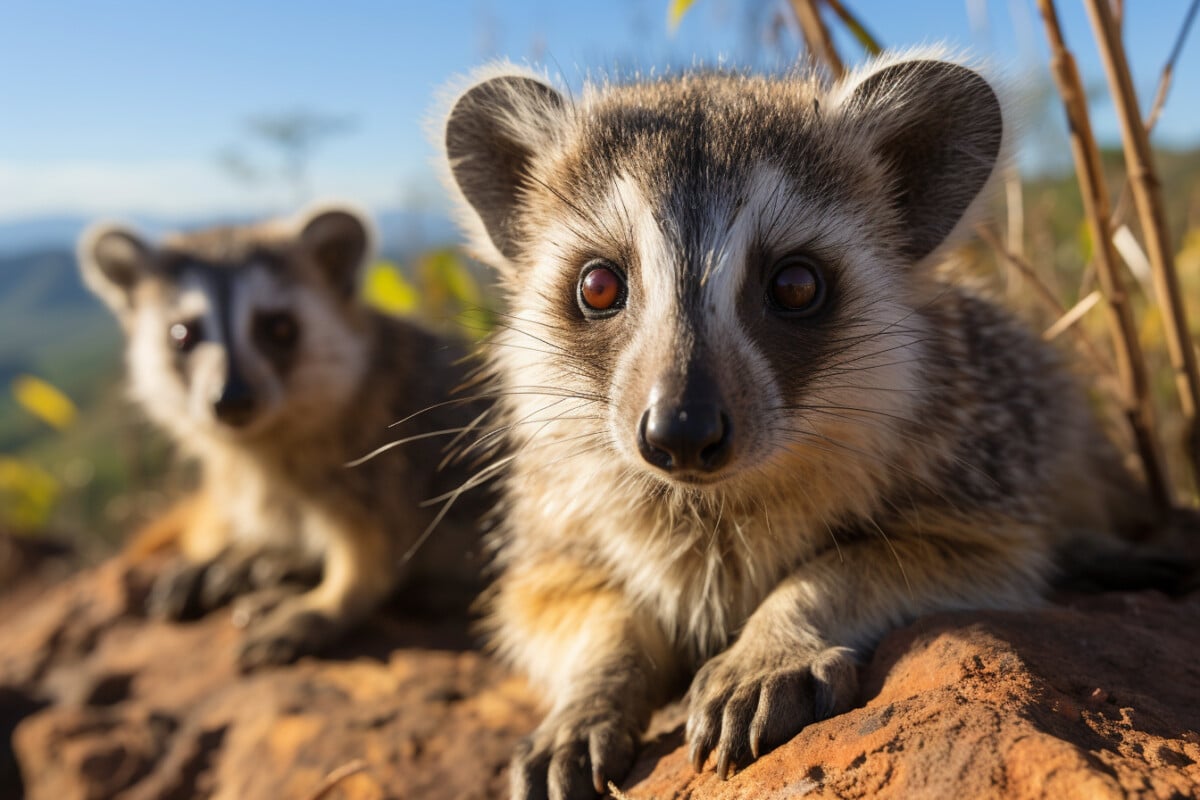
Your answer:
442,52 -> 1152,794
79,207 -> 488,667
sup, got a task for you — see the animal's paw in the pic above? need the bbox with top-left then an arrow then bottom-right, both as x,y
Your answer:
229,585 -> 300,629
201,546 -> 319,608
686,643 -> 858,779
145,548 -> 319,621
235,600 -> 341,671
510,704 -> 638,800
145,559 -> 210,620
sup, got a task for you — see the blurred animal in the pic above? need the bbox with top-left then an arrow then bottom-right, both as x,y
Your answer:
80,206 -> 487,669
441,53 -> 1165,797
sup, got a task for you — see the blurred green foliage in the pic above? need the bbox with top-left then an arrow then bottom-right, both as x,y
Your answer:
0,456 -> 58,531
2,374 -> 76,531
365,249 -> 494,338
364,259 -> 421,315
13,374 -> 78,430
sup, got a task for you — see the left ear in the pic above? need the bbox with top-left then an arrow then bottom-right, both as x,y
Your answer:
297,206 -> 372,297
835,57 -> 1004,261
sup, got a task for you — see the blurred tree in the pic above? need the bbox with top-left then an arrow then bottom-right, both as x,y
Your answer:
218,110 -> 356,206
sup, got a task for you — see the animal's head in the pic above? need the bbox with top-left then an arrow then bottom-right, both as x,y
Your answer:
79,206 -> 374,445
442,55 -> 1004,511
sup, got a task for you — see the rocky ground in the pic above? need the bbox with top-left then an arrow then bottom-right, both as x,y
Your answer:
1,536 -> 1198,800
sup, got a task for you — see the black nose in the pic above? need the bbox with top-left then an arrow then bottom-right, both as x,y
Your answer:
638,402 -> 732,473
212,378 -> 256,427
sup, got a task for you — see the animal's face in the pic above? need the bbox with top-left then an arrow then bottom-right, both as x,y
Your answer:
80,209 -> 372,445
444,56 -> 1003,506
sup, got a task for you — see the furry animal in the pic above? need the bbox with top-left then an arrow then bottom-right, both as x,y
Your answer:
80,207 -> 486,669
440,54 -> 1158,797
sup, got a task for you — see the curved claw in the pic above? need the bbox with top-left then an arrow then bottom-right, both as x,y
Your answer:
235,606 -> 341,671
146,560 -> 208,620
510,707 -> 639,800
685,645 -> 859,780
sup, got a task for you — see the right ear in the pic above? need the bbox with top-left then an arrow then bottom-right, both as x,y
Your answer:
77,223 -> 153,315
296,205 -> 373,300
443,70 -> 567,267
830,56 -> 1005,263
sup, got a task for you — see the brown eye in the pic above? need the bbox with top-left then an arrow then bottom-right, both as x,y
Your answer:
255,311 -> 299,348
577,261 -> 626,317
768,259 -> 825,315
169,320 -> 203,351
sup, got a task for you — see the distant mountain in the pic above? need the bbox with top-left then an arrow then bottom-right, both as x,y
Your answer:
0,247 -> 117,381
0,216 -> 90,253
0,245 -> 120,453
0,248 -> 93,313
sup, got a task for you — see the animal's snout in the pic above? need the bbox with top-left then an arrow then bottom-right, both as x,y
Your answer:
638,401 -> 732,473
212,374 -> 256,427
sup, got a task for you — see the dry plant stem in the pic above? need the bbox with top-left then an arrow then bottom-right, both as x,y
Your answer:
823,0 -> 882,54
1143,64 -> 1175,135
1005,166 -> 1025,261
1086,0 -> 1200,488
1111,0 -> 1197,230
302,759 -> 370,800
1044,290 -> 1102,344
1036,0 -> 1173,512
1144,0 -> 1199,132
789,0 -> 845,78
977,226 -> 1111,376
1003,166 -> 1026,303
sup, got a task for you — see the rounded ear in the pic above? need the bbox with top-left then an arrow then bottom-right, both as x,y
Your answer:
77,223 -> 152,314
443,72 -> 567,264
298,207 -> 372,298
837,58 -> 1004,262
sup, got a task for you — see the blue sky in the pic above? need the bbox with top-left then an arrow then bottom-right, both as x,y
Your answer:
0,0 -> 1197,221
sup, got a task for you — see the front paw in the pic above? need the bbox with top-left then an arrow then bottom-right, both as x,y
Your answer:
510,705 -> 638,800
236,601 -> 342,671
145,547 -> 319,621
145,559 -> 210,620
686,644 -> 858,779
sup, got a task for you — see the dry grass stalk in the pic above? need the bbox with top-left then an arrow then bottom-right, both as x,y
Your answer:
1143,0 -> 1198,133
1112,224 -> 1153,294
1035,0 -> 1173,512
976,226 -> 1111,376
1044,290 -> 1102,342
302,759 -> 370,800
1143,77 -> 1172,136
788,0 -> 845,78
1002,166 -> 1026,304
1005,166 -> 1025,262
1109,3 -> 1196,236
823,0 -> 882,55
1086,0 -> 1200,487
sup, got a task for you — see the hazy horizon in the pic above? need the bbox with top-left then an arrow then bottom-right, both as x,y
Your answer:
2,0 -> 1198,224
